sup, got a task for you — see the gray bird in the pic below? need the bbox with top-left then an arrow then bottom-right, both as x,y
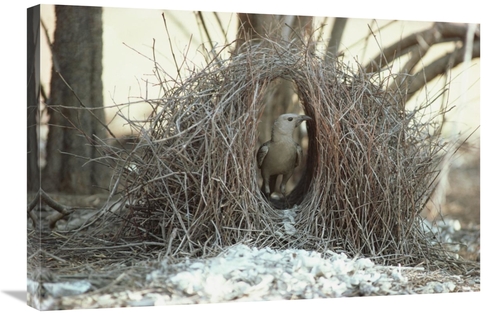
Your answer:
257,113 -> 312,200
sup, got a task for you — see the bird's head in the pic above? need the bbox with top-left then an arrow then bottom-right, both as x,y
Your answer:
272,113 -> 312,137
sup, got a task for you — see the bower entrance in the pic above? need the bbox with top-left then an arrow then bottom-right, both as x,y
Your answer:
257,77 -> 312,209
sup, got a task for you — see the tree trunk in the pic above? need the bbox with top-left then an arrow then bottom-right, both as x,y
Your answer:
42,5 -> 109,194
27,6 -> 41,193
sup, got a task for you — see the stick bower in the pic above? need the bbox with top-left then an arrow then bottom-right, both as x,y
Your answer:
105,38 -> 452,267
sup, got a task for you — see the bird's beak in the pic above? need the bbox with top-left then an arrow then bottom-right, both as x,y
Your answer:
296,115 -> 312,126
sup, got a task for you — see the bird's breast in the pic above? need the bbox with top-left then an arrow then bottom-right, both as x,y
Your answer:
261,141 -> 298,175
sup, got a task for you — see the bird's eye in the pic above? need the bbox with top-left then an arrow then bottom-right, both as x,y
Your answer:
287,117 -> 293,121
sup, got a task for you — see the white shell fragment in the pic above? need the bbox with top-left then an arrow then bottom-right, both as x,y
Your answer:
147,244 -> 420,302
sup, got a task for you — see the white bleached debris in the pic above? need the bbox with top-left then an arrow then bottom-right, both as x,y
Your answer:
42,280 -> 92,298
148,244 -> 415,302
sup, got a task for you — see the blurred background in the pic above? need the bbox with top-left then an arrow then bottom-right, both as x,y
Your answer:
39,5 -> 479,139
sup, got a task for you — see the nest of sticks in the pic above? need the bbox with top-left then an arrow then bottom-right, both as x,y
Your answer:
98,37 -> 460,268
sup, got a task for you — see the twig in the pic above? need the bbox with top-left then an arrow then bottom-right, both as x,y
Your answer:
27,189 -> 78,229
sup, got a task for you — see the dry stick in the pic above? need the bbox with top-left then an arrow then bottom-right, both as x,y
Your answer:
162,12 -> 183,83
41,190 -> 76,229
196,11 -> 214,52
212,12 -> 230,47
151,39 -> 168,99
165,228 -> 177,260
43,249 -> 68,263
57,242 -> 166,251
27,189 -> 77,229
55,73 -> 119,141
27,190 -> 40,227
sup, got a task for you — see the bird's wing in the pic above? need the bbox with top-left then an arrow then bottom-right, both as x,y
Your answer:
257,142 -> 270,168
295,143 -> 303,167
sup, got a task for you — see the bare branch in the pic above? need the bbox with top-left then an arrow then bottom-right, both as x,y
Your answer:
212,12 -> 230,47
402,40 -> 480,96
365,22 -> 479,73
27,189 -> 78,229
